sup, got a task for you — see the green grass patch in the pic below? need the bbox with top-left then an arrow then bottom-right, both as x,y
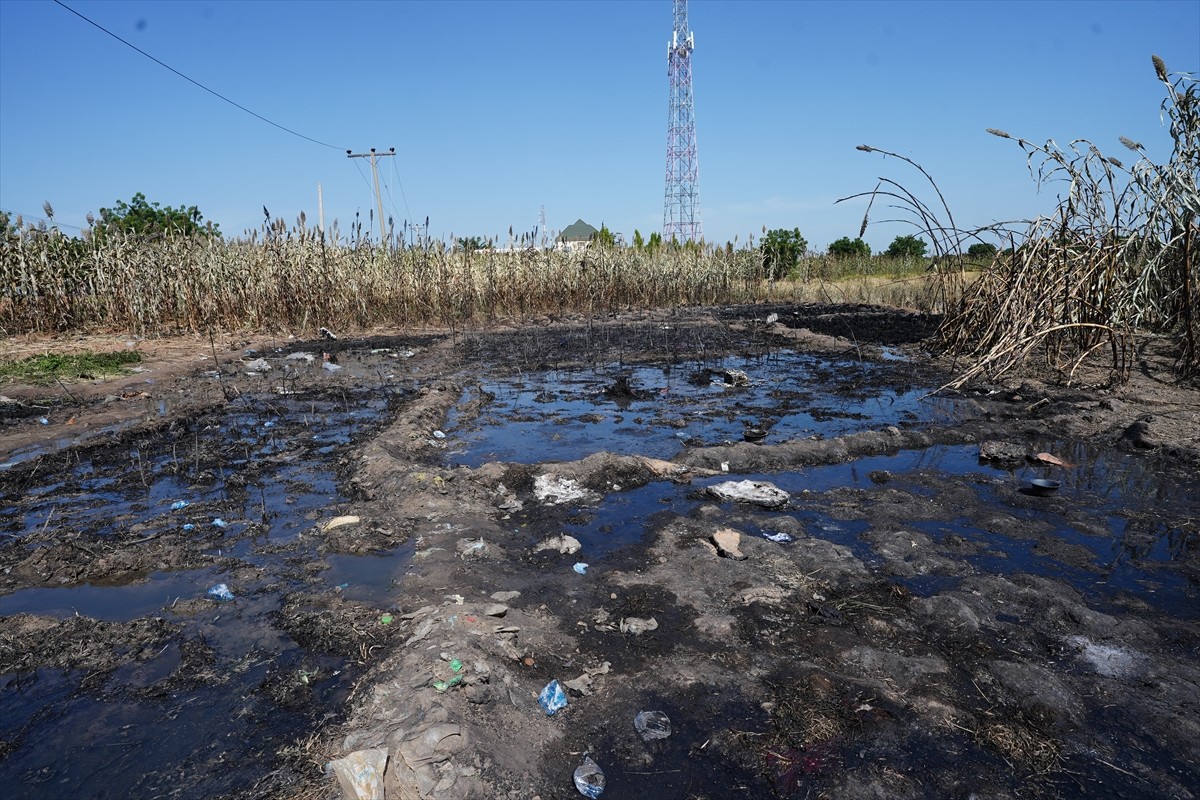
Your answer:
0,351 -> 143,384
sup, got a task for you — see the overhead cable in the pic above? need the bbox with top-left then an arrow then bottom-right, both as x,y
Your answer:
52,0 -> 345,151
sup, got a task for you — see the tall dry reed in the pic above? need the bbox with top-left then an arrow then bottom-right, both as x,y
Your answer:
850,55 -> 1198,386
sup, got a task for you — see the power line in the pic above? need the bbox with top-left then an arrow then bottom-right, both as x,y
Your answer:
0,209 -> 84,231
52,0 -> 345,151
389,158 -> 413,227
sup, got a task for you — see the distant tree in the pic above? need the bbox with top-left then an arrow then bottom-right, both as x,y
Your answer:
967,242 -> 998,259
647,231 -> 663,251
592,223 -> 616,248
96,192 -> 220,237
456,236 -> 487,252
761,227 -> 808,278
828,236 -> 871,257
632,229 -> 645,250
885,234 -> 928,258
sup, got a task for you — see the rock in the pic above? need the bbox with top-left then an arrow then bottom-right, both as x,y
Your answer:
490,590 -> 521,602
979,440 -> 1026,466
620,617 -> 659,635
328,748 -> 388,800
738,586 -> 786,605
483,604 -> 508,617
456,538 -> 488,559
1118,418 -> 1157,450
706,479 -> 789,508
533,535 -> 582,554
711,528 -> 747,560
563,673 -> 595,695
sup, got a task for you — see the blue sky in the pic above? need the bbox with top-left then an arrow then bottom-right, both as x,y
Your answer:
1,0 -> 1197,251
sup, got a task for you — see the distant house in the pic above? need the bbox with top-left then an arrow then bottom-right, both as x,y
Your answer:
557,219 -> 599,253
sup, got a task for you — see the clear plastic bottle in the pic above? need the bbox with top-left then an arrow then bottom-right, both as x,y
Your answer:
573,754 -> 605,798
634,710 -> 672,742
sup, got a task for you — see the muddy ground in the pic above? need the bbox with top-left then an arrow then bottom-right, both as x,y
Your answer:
1,303 -> 1198,800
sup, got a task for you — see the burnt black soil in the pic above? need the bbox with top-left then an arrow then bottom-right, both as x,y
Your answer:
1,303 -> 1198,800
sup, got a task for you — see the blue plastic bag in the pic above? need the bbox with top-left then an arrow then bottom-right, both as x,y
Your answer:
538,679 -> 568,715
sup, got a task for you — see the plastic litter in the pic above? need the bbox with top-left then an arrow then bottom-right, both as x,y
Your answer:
207,583 -> 234,601
212,518 -> 228,528
573,754 -> 606,798
432,430 -> 446,439
763,531 -> 793,543
182,523 -> 195,531
573,562 -> 589,575
38,417 -> 50,425
538,679 -> 568,715
634,710 -> 672,742
322,361 -> 342,372
380,613 -> 394,625
534,474 -> 596,505
327,748 -> 387,800
171,500 -> 190,510
433,658 -> 465,692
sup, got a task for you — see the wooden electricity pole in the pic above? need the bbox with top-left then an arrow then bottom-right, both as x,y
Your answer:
346,147 -> 395,245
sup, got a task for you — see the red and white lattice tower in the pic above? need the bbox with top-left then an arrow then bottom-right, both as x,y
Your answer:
663,0 -> 701,243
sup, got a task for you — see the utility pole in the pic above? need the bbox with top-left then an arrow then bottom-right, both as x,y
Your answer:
317,182 -> 325,238
346,147 -> 395,245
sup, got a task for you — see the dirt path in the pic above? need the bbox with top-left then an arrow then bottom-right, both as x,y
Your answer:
2,305 -> 1198,800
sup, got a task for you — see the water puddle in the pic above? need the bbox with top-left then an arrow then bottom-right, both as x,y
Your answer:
445,352 -> 961,466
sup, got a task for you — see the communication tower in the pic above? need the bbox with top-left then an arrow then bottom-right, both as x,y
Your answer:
663,0 -> 701,243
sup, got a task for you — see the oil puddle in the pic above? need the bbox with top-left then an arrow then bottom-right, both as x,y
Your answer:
0,386 -> 411,797
511,444 -> 1197,618
0,569 -> 209,620
444,352 -> 962,466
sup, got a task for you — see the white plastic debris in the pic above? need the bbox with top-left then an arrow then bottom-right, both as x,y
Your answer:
328,748 -> 387,800
534,474 -> 596,505
245,358 -> 271,372
322,515 -> 361,531
706,480 -> 789,508
286,351 -> 316,363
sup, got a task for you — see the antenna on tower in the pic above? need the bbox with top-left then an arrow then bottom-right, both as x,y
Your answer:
663,0 -> 701,244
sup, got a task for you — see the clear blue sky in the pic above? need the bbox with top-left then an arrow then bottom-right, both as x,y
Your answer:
1,0 -> 1197,251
